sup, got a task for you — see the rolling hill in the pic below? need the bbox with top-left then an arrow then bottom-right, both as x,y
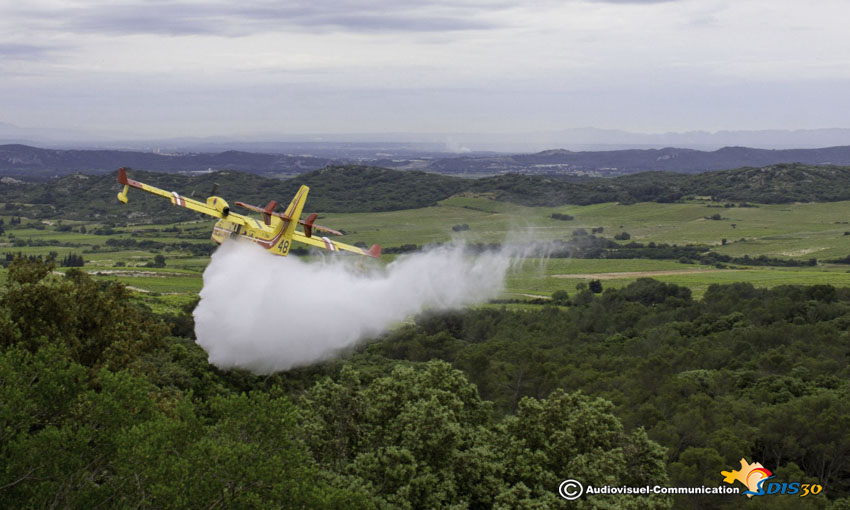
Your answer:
3,163 -> 850,222
0,144 -> 333,178
422,145 -> 850,175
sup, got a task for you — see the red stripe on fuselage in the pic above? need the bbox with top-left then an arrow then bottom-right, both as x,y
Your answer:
213,224 -> 286,251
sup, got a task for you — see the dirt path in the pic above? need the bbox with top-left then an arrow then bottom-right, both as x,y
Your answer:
88,270 -> 192,278
552,269 -> 733,280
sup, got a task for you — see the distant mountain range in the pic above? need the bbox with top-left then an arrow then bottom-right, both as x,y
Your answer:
0,144 -> 333,179
4,143 -> 850,179
490,127 -> 850,152
3,120 -> 850,152
413,145 -> 850,176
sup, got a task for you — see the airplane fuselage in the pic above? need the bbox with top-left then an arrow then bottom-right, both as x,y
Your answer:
212,217 -> 292,256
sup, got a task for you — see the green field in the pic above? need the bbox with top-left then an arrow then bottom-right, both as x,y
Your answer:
321,197 -> 850,256
4,198 -> 850,308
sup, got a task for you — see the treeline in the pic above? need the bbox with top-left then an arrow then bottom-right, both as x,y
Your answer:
549,234 -> 819,267
61,252 -> 85,267
1,251 -> 85,268
465,164 -> 850,206
380,236 -> 816,269
3,163 -> 850,221
0,166 -> 469,221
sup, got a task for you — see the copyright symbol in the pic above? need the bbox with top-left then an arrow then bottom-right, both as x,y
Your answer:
559,479 -> 584,500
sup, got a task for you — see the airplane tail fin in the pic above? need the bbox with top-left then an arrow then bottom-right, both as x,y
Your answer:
117,167 -> 130,203
366,244 -> 382,258
282,185 -> 309,237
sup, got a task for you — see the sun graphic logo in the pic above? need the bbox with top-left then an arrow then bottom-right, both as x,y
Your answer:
721,458 -> 825,498
721,458 -> 774,498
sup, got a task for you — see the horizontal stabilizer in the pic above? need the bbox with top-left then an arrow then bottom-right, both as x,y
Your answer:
235,200 -> 294,223
300,213 -> 342,237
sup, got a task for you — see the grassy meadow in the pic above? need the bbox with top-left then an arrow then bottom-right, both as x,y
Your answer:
3,195 -> 850,308
325,196 -> 850,255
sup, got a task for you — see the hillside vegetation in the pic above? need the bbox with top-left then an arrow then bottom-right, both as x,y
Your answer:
2,163 -> 850,222
4,161 -> 850,508
0,166 -> 467,220
3,259 -> 849,508
1,259 -> 672,509
685,165 -> 850,203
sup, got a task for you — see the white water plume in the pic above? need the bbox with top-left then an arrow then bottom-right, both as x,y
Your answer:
193,240 -> 516,373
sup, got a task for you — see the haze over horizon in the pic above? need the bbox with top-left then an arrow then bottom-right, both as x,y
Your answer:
2,0 -> 849,147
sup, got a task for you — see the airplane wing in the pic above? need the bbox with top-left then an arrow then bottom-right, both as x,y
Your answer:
292,231 -> 382,259
117,168 -> 252,226
234,203 -> 342,235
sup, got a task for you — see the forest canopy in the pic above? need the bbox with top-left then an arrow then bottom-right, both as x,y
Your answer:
2,258 -> 850,509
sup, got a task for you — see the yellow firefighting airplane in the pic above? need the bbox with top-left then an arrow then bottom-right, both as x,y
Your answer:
116,168 -> 381,258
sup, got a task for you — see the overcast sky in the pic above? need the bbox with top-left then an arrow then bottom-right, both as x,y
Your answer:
1,0 -> 849,140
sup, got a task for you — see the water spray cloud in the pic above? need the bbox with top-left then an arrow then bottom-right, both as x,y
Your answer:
193,240 -> 515,373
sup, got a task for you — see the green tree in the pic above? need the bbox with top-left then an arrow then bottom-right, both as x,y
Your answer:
150,253 -> 167,267
112,390 -> 358,509
0,346 -> 156,508
668,447 -> 727,509
2,258 -> 167,369
301,361 -> 502,509
495,390 -> 671,509
551,290 -> 570,305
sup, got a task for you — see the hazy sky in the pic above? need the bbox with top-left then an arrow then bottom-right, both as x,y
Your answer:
2,0 -> 849,139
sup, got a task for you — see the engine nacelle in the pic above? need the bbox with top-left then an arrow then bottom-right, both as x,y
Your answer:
206,196 -> 230,216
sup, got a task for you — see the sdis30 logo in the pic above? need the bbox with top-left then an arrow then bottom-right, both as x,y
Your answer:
721,458 -> 823,498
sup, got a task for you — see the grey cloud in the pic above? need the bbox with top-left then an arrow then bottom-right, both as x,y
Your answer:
0,43 -> 60,61
588,0 -> 681,3
236,6 -> 497,32
63,4 -> 235,36
52,1 -> 506,37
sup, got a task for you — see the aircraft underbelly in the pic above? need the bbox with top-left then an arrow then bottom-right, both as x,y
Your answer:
212,221 -> 237,243
211,220 -> 289,254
